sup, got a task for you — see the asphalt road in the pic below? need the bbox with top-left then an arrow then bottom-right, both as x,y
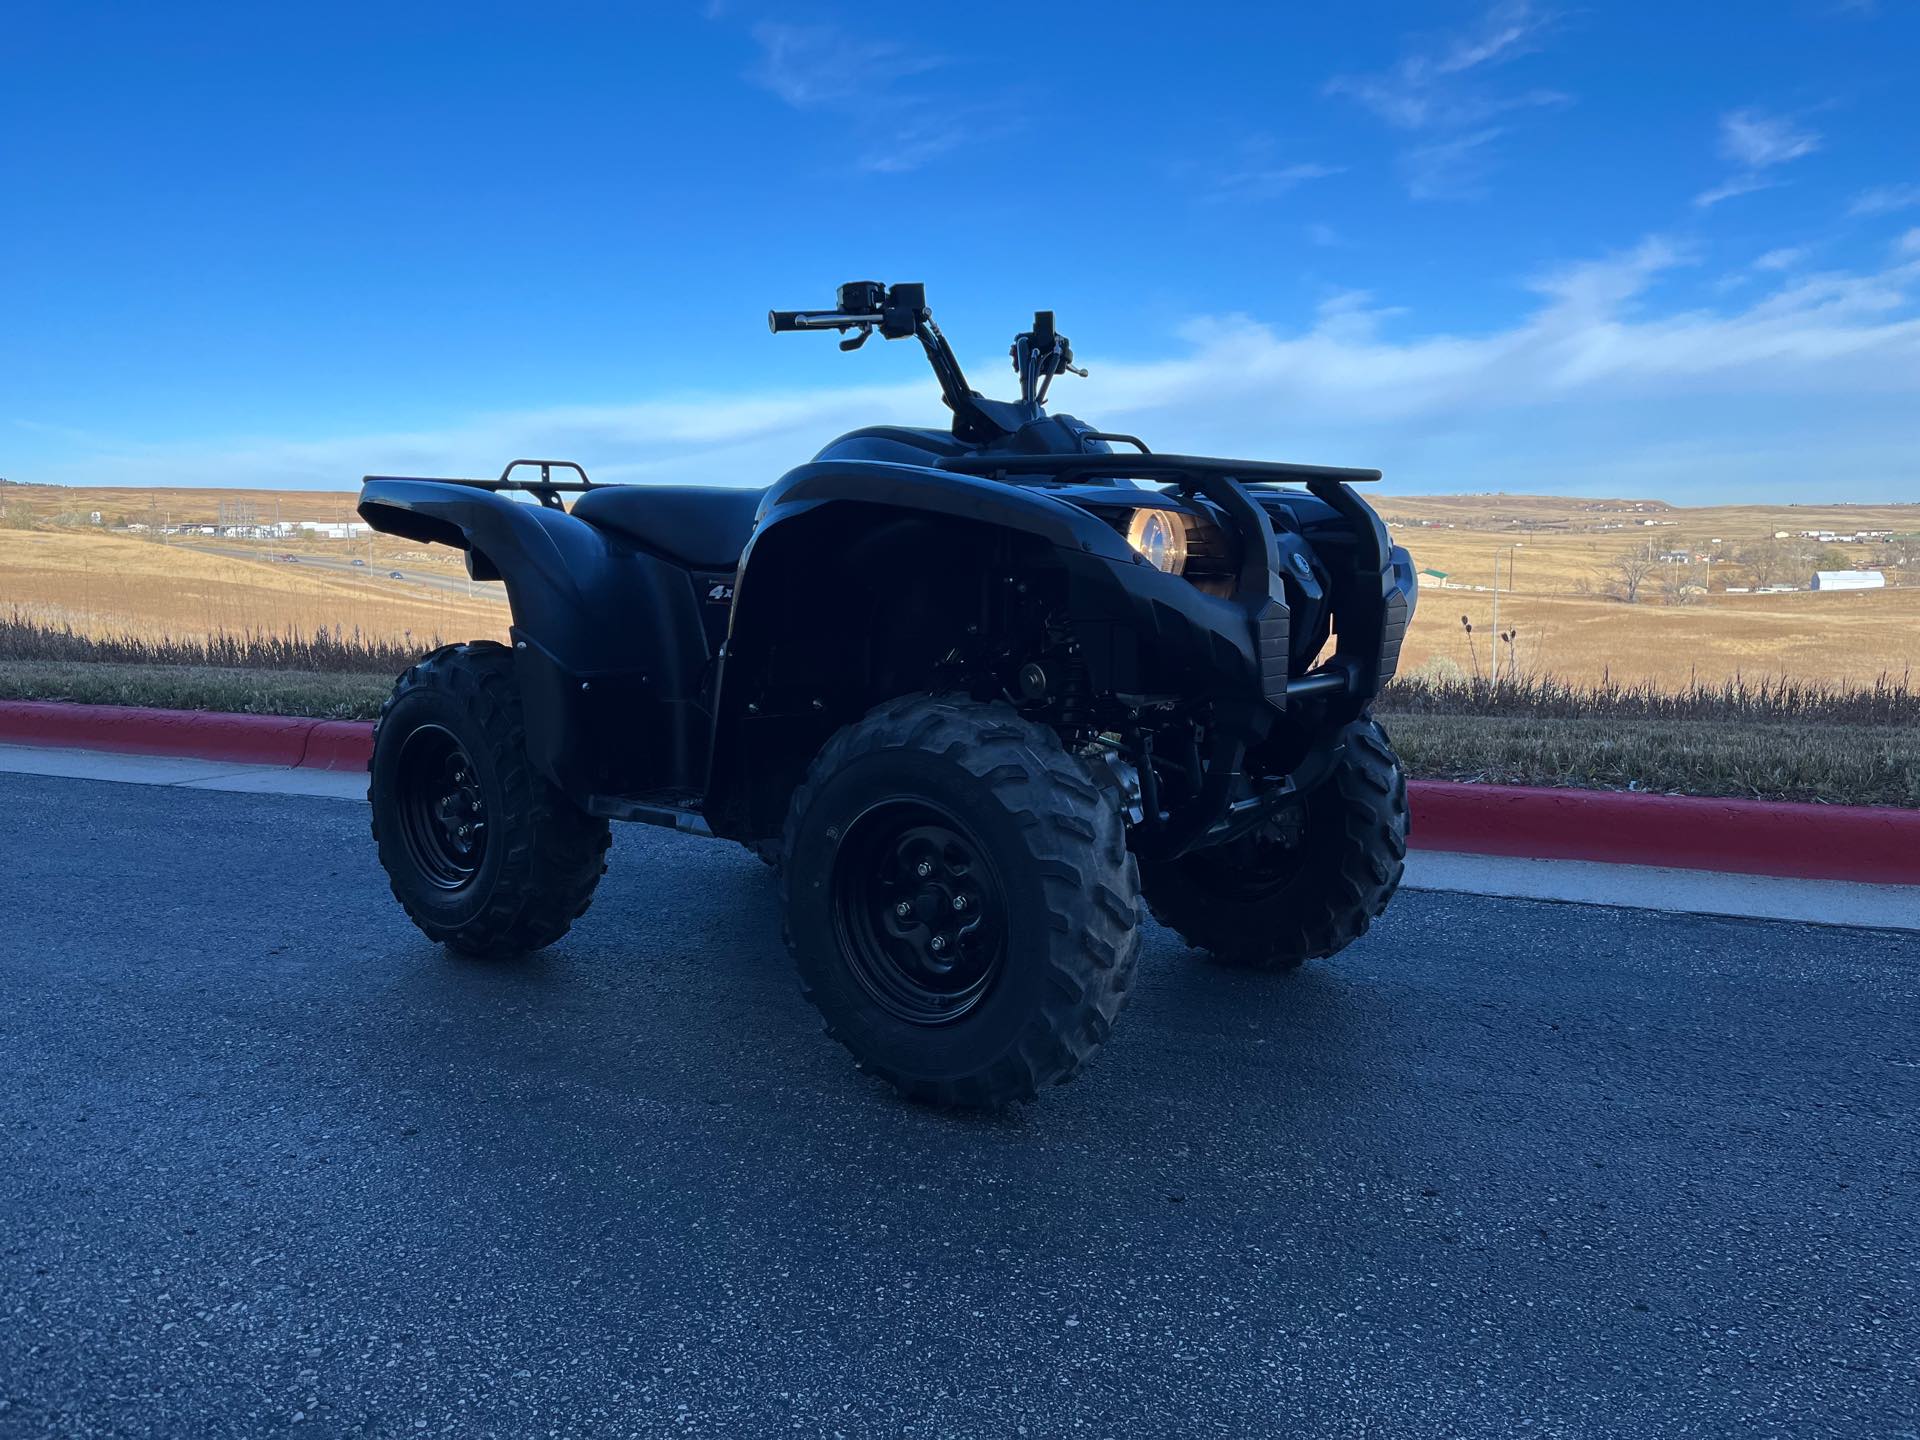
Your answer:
175,540 -> 506,603
2,772 -> 1915,1439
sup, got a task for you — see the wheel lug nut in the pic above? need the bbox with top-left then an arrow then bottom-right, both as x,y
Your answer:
951,894 -> 968,912
894,900 -> 913,918
915,860 -> 933,878
929,935 -> 947,953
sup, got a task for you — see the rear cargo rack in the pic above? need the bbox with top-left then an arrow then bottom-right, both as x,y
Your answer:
359,459 -> 598,510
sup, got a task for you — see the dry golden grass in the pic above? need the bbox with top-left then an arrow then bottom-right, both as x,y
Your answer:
0,528 -> 507,644
1400,587 -> 1920,687
0,483 -> 365,527
1377,491 -> 1920,684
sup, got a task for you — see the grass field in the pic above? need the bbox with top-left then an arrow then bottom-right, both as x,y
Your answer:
1398,586 -> 1920,686
1378,491 -> 1920,685
0,526 -> 505,644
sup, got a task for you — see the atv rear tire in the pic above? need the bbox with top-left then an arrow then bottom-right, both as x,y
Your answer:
369,641 -> 611,958
1141,717 -> 1407,971
781,695 -> 1140,1107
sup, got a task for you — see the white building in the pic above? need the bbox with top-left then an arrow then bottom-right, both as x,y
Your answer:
295,521 -> 372,540
1810,570 -> 1885,591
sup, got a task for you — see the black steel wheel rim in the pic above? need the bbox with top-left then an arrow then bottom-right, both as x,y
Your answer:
396,724 -> 488,890
831,800 -> 1008,1026
1190,800 -> 1318,900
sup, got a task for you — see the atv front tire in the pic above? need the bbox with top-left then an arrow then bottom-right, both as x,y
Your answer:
1141,717 -> 1407,971
369,641 -> 611,957
781,695 -> 1140,1107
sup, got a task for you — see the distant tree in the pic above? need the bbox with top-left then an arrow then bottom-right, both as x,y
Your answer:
1610,544 -> 1656,604
1739,539 -> 1794,589
1658,564 -> 1700,606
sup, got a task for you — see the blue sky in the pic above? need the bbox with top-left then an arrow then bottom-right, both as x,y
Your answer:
3,0 -> 1917,501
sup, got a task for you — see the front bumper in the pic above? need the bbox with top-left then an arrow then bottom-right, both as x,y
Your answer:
1059,478 -> 1417,723
936,451 -> 1420,721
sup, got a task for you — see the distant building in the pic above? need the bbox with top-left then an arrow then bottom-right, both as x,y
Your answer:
88,511 -> 102,525
295,521 -> 372,539
1417,567 -> 1450,588
1810,570 -> 1885,591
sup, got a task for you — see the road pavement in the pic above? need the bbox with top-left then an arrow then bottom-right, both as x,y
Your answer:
1,771 -> 1915,1438
174,540 -> 505,603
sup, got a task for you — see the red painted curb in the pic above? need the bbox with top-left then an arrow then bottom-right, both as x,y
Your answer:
300,720 -> 375,772
2,700 -> 1913,885
0,700 -> 320,767
1408,780 -> 1920,887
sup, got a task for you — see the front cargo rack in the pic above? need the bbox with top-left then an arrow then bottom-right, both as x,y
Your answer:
934,453 -> 1381,486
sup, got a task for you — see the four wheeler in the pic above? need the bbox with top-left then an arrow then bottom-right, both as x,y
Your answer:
358,282 -> 1418,1107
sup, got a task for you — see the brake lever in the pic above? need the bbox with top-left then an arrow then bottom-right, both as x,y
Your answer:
839,323 -> 873,352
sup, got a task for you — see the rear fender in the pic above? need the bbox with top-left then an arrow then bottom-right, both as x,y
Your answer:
357,479 -> 709,795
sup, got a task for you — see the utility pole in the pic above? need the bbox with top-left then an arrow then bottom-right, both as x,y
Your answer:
1490,549 -> 1501,684
1490,543 -> 1519,684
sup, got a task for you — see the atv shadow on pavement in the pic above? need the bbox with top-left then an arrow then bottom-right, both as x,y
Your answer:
350,833 -> 1390,1144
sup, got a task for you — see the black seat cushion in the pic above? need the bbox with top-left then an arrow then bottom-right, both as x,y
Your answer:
570,485 -> 768,570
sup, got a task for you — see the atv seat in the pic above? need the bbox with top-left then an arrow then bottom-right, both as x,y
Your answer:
570,484 -> 768,570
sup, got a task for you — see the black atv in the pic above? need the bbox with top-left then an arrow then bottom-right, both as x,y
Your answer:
358,282 -> 1418,1107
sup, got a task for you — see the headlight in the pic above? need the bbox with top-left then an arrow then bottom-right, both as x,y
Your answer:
1124,508 -> 1190,574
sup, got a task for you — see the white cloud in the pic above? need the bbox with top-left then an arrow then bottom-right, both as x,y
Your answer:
1718,109 -> 1819,169
26,239 -> 1920,501
1899,228 -> 1920,256
1326,1 -> 1558,129
1694,173 -> 1774,209
1752,246 -> 1808,272
1850,182 -> 1920,217
1326,2 -> 1567,199
745,23 -> 939,110
1209,161 -> 1343,203
1694,108 -> 1820,208
739,21 -> 985,174
1402,127 -> 1506,201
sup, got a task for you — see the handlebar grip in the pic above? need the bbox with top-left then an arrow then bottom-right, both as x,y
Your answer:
768,310 -> 804,334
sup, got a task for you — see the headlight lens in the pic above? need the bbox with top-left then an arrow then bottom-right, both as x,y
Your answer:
1124,508 -> 1189,574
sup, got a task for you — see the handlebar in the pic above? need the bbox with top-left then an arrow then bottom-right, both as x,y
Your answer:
768,281 -> 928,340
766,280 -> 1081,444
768,308 -> 883,334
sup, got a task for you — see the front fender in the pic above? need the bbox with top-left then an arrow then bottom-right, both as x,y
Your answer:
715,458 -> 1135,715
